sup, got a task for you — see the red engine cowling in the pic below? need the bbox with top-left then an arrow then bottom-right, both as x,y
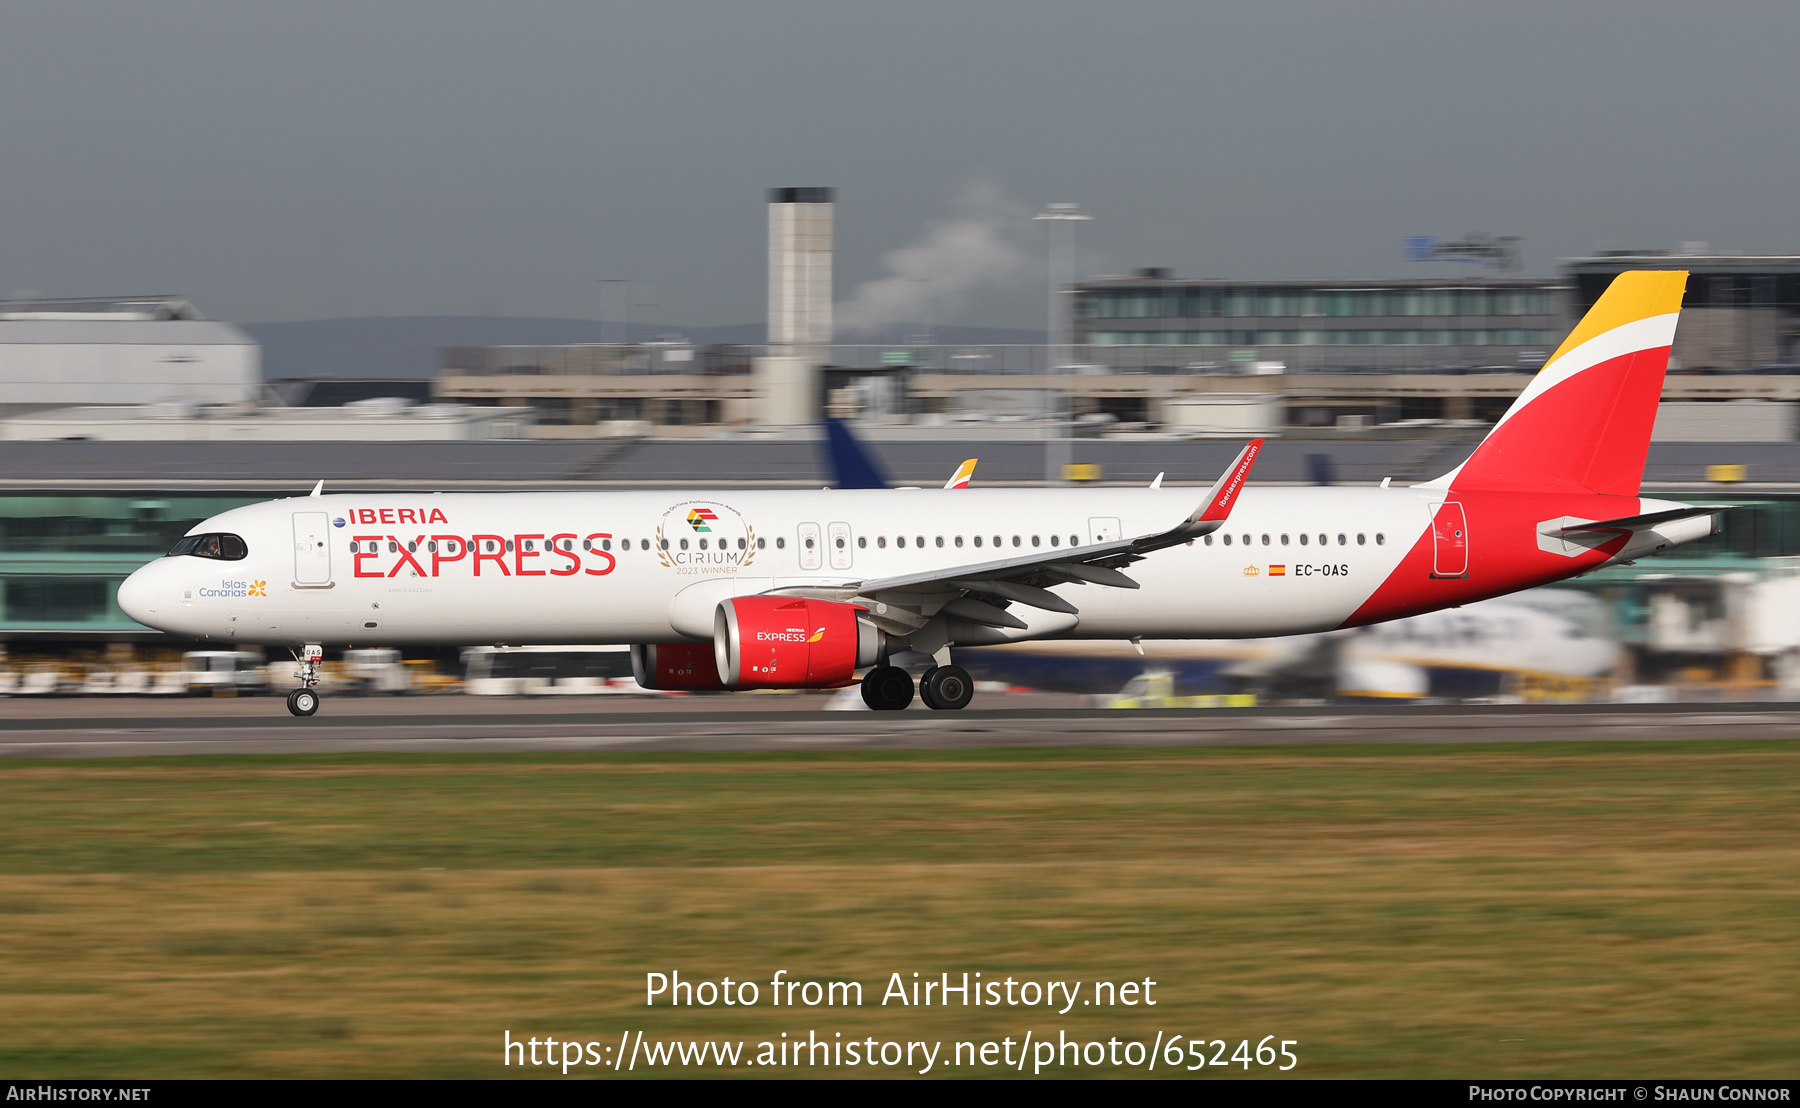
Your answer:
630,642 -> 726,690
714,597 -> 882,689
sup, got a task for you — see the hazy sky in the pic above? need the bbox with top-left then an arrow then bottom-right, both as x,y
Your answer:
2,1 -> 1795,331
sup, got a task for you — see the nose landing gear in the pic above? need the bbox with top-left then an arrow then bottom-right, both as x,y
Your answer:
287,643 -> 323,717
286,688 -> 319,716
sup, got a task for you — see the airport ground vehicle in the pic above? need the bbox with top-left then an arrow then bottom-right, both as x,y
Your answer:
340,648 -> 411,694
179,651 -> 269,696
116,273 -> 1725,717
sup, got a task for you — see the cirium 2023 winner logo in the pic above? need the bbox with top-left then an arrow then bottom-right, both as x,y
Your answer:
656,501 -> 758,571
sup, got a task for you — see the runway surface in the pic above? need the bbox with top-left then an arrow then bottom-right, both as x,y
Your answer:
2,695 -> 1799,757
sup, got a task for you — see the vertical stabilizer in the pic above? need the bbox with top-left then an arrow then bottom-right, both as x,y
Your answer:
820,418 -> 890,489
1421,270 -> 1687,496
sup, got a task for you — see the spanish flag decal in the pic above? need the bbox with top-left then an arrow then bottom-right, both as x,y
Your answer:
1269,565 -> 1287,576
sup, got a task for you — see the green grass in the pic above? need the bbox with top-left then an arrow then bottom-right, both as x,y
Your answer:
1,743 -> 1797,1077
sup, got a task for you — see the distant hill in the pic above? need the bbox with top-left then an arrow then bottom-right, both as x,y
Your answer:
242,317 -> 1044,380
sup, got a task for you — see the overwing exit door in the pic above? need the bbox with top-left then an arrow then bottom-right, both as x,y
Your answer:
827,521 -> 854,570
1430,502 -> 1469,578
797,522 -> 823,571
292,512 -> 334,586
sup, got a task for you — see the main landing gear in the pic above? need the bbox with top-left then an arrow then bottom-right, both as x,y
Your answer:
858,663 -> 975,711
860,665 -> 915,711
287,644 -> 323,717
919,664 -> 975,711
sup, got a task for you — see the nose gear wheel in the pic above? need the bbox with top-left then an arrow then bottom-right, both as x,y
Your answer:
286,688 -> 320,716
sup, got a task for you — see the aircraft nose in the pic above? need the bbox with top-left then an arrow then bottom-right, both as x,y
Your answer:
117,565 -> 160,626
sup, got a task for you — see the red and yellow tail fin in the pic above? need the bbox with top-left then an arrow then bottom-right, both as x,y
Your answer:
1423,270 -> 1687,497
943,459 -> 977,490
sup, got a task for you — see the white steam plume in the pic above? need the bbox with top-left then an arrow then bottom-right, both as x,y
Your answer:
836,184 -> 1028,337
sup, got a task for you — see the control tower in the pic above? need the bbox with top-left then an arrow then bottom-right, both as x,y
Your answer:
760,187 -> 834,425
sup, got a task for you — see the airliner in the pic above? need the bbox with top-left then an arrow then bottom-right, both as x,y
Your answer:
117,271 -> 1721,716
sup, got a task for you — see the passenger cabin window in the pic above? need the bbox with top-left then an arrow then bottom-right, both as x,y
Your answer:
168,533 -> 248,561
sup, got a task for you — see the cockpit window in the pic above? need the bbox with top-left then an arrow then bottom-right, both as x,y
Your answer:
168,533 -> 248,560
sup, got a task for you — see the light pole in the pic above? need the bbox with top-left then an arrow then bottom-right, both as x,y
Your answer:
1034,203 -> 1091,484
599,279 -> 632,346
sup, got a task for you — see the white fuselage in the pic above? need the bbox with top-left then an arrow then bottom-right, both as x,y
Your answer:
118,485 -> 1445,647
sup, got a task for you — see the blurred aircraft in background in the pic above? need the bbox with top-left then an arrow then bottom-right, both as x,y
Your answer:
955,589 -> 1617,702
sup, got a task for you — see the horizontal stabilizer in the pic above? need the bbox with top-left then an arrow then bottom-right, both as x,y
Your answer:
1560,505 -> 1733,533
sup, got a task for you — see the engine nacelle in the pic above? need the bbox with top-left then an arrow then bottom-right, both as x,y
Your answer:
714,597 -> 882,689
630,642 -> 726,690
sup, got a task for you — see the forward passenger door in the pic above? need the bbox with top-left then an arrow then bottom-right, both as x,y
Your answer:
292,512 -> 333,586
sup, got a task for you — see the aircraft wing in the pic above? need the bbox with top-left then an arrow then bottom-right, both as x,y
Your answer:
769,439 -> 1262,638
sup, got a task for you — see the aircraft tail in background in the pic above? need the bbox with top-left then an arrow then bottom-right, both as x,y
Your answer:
1421,270 -> 1687,498
820,417 -> 890,489
943,459 -> 977,489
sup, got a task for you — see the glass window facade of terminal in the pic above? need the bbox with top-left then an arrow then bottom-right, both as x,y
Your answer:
1076,285 -> 1559,350
0,495 -> 260,631
1087,329 -> 1559,347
